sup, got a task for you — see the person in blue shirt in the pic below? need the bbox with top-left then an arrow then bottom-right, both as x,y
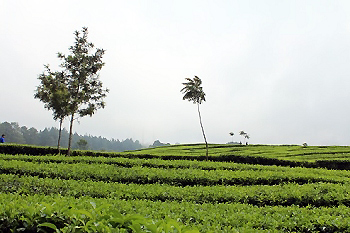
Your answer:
0,134 -> 5,143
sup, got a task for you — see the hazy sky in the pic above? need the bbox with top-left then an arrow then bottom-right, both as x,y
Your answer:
1,0 -> 350,146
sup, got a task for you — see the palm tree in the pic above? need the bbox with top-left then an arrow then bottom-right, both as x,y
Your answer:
181,76 -> 208,159
229,132 -> 234,143
244,134 -> 250,145
239,130 -> 247,144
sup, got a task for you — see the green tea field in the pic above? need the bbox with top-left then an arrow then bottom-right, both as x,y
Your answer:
1,144 -> 350,232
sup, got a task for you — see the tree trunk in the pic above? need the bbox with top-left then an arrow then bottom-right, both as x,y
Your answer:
57,118 -> 63,154
67,113 -> 74,156
197,103 -> 208,160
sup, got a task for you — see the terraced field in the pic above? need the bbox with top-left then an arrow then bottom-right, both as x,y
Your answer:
0,144 -> 350,232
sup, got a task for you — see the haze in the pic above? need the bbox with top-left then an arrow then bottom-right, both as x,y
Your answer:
1,0 -> 350,146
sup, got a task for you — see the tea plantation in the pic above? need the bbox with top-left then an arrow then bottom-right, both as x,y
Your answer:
1,144 -> 350,232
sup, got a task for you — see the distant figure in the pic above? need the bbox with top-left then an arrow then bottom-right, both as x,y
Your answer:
0,134 -> 5,143
246,142 -> 248,145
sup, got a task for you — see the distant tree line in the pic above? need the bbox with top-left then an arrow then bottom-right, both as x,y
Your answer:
0,122 -> 143,152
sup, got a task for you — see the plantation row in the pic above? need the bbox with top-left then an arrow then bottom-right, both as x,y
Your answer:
0,153 -> 337,172
2,153 -> 350,178
0,159 -> 349,186
1,193 -> 350,232
1,173 -> 350,207
0,153 -> 275,171
2,143 -> 350,170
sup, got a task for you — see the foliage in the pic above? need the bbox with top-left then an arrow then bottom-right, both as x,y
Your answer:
57,27 -> 108,119
0,193 -> 199,233
2,192 -> 350,232
181,76 -> 206,104
34,65 -> 71,152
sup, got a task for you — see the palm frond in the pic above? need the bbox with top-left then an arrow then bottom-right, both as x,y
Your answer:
181,76 -> 206,104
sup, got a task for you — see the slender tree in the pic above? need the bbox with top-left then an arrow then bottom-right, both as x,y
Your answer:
244,134 -> 250,145
181,76 -> 208,159
239,130 -> 250,144
229,132 -> 234,143
57,27 -> 109,155
34,66 -> 70,153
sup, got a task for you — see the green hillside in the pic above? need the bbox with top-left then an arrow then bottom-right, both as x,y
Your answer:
127,144 -> 350,161
125,144 -> 350,170
1,144 -> 350,232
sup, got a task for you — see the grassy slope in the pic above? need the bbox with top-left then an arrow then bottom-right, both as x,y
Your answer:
125,144 -> 350,162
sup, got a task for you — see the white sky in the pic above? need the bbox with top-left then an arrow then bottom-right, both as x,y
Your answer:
1,0 -> 350,146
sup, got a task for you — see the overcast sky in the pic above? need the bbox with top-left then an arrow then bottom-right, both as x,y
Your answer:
1,0 -> 350,146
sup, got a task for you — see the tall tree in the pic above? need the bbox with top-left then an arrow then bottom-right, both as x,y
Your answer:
57,27 -> 108,155
34,66 -> 70,153
181,76 -> 208,159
